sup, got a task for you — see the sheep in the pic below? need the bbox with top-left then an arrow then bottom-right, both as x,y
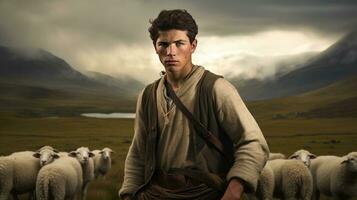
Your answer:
36,153 -> 83,200
92,147 -> 114,179
0,146 -> 59,200
309,152 -> 357,200
269,153 -> 286,160
268,159 -> 313,200
289,149 -> 316,167
68,147 -> 95,200
36,147 -> 95,200
247,164 -> 274,200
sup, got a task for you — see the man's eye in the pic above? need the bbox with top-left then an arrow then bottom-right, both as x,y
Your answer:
159,43 -> 169,48
176,42 -> 184,47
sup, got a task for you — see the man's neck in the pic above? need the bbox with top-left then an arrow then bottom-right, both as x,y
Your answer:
165,63 -> 194,90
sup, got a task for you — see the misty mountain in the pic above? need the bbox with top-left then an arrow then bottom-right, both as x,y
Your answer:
0,45 -> 93,88
0,45 -> 143,113
84,71 -> 144,96
0,45 -> 144,93
231,30 -> 357,100
224,51 -> 318,80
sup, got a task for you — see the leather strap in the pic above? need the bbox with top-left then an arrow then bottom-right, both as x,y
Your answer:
164,77 -> 232,163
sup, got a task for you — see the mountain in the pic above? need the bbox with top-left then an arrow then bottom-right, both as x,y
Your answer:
84,71 -> 144,96
0,45 -> 143,114
224,51 -> 318,81
0,46 -> 94,89
231,30 -> 357,100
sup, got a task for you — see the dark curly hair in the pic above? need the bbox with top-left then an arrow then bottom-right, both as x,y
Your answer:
148,9 -> 198,45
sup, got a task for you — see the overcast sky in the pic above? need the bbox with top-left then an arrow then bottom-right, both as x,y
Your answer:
1,0 -> 356,82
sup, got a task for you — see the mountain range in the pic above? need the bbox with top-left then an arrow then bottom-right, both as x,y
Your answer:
0,30 -> 356,116
0,45 -> 144,114
230,30 -> 357,100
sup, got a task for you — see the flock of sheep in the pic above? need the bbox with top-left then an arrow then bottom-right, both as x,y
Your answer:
0,146 -> 114,200
249,150 -> 357,200
1,145 -> 356,200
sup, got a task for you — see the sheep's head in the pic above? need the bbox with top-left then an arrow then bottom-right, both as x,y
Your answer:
69,147 -> 94,165
341,152 -> 357,172
33,146 -> 60,166
100,147 -> 114,160
289,149 -> 316,167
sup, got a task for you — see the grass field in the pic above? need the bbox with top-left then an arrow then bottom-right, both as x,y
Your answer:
1,110 -> 356,200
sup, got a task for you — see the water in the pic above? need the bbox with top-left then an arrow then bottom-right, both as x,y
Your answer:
81,113 -> 135,119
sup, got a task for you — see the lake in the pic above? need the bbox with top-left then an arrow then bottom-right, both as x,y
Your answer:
81,113 -> 136,119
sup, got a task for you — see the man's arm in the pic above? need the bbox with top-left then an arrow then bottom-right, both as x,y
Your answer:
119,90 -> 147,198
213,78 -> 270,194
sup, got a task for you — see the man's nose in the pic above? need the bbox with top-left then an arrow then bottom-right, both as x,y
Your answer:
166,44 -> 177,56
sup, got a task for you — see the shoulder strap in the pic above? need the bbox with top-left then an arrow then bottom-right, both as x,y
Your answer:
164,72 -> 232,163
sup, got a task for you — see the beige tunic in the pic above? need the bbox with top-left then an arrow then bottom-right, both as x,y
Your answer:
119,65 -> 269,197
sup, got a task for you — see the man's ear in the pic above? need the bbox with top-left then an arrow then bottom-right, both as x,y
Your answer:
191,39 -> 197,53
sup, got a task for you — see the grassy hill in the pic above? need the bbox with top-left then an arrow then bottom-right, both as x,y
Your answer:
0,81 -> 136,117
247,74 -> 357,120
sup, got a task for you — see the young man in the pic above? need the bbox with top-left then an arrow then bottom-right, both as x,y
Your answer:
119,9 -> 269,200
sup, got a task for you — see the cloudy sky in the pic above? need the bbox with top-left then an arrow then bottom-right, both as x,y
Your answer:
1,0 -> 356,82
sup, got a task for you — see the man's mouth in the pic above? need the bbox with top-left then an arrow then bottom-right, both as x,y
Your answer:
165,60 -> 179,65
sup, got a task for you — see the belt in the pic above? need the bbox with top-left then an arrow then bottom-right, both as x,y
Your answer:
151,168 -> 226,192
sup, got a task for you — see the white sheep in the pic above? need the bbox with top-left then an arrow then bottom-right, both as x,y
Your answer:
0,146 -> 59,200
289,149 -> 316,167
92,147 -> 114,179
36,147 -> 95,200
36,153 -> 83,200
310,152 -> 357,200
247,164 -> 274,200
268,159 -> 313,200
269,152 -> 286,160
69,147 -> 95,200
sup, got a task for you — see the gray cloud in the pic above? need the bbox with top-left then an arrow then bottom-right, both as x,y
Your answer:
0,0 -> 356,82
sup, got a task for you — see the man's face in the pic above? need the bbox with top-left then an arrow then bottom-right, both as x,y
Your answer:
155,29 -> 197,74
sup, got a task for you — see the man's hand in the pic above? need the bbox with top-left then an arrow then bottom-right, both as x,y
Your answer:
221,178 -> 244,200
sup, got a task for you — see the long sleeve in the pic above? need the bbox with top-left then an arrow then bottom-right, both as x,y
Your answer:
213,78 -> 269,192
119,90 -> 146,197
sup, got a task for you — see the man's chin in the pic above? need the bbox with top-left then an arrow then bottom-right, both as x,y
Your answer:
164,65 -> 181,72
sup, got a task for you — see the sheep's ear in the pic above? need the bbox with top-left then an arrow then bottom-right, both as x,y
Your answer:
111,150 -> 115,154
309,153 -> 317,159
89,152 -> 95,157
53,154 -> 60,159
99,151 -> 104,154
68,151 -> 77,157
288,154 -> 298,159
341,157 -> 350,164
33,152 -> 41,158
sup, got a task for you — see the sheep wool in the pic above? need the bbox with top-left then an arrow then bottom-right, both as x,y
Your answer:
0,151 -> 41,200
268,159 -> 313,200
268,153 -> 286,160
310,152 -> 357,200
36,155 -> 83,200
